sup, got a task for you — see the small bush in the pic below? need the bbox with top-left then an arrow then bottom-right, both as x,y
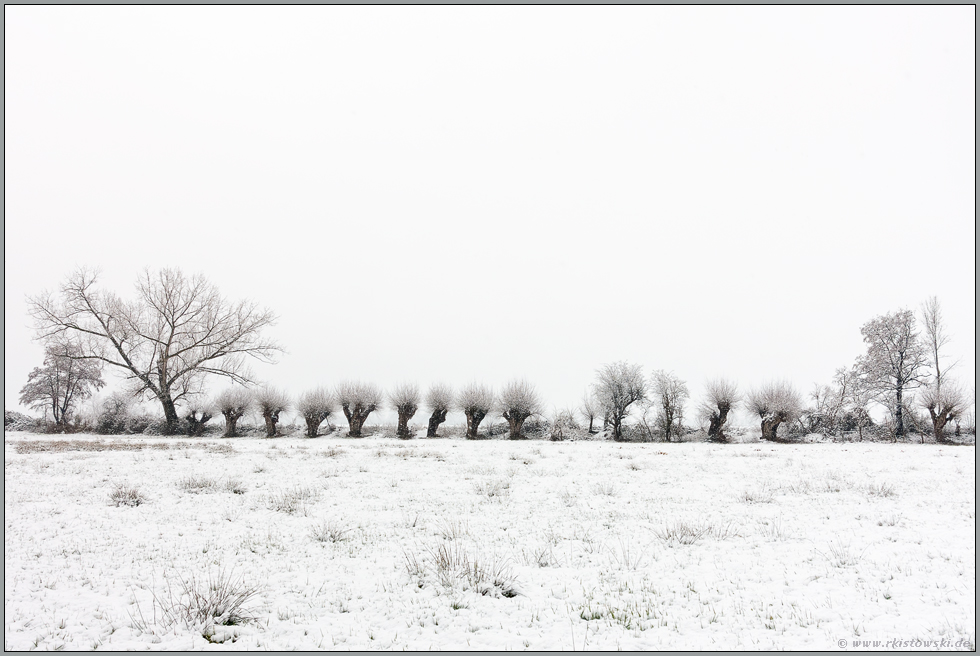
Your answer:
473,478 -> 511,499
4,410 -> 39,432
867,481 -> 896,498
97,395 -> 132,434
131,568 -> 262,635
311,518 -> 353,543
422,541 -> 520,597
593,481 -> 618,496
110,483 -> 146,507
223,477 -> 247,495
179,475 -> 219,493
816,538 -> 866,568
267,486 -> 320,514
654,519 -> 713,546
436,519 -> 470,541
739,482 -> 775,504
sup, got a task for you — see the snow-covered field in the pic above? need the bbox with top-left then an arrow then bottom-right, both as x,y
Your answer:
4,432 -> 975,651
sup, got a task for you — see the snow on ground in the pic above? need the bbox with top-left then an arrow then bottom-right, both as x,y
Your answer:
4,431 -> 975,651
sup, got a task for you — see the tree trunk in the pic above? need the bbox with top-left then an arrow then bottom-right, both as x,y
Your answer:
223,409 -> 244,437
587,416 -> 594,434
160,394 -> 181,436
929,408 -> 951,444
662,407 -> 674,442
343,405 -> 374,437
894,386 -> 904,440
426,408 -> 448,437
465,409 -> 487,439
186,411 -> 211,437
707,403 -> 731,442
760,417 -> 782,442
263,411 -> 279,437
396,405 -> 417,439
504,410 -> 529,440
348,413 -> 366,437
612,416 -> 624,442
304,415 -> 322,438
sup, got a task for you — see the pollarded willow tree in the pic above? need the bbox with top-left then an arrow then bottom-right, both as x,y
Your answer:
215,387 -> 252,437
336,381 -> 383,437
28,268 -> 281,435
424,383 -> 454,437
919,384 -> 967,444
389,383 -> 421,439
297,387 -> 335,438
184,398 -> 216,437
457,383 -> 494,439
747,381 -> 803,442
255,387 -> 290,437
499,379 -> 542,440
698,378 -> 740,442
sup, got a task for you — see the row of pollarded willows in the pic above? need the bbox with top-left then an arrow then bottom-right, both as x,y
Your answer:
205,380 -> 543,440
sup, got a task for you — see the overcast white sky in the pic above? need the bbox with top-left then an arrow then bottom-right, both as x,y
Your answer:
4,6 -> 976,425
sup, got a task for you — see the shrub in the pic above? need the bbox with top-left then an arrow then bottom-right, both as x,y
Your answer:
97,394 -> 133,434
4,410 -> 39,432
550,409 -> 577,441
110,483 -> 146,507
311,518 -> 353,543
131,568 -> 262,635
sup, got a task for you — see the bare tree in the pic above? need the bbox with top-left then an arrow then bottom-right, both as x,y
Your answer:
747,381 -> 803,442
215,387 -> 252,437
424,383 -> 454,437
297,387 -> 334,438
593,361 -> 647,442
920,384 -> 967,444
698,378 -> 740,442
336,381 -> 383,437
255,387 -> 290,437
650,370 -> 689,442
185,398 -> 216,437
579,391 -> 600,434
499,379 -> 543,440
19,339 -> 105,428
854,309 -> 929,439
920,296 -> 957,395
28,268 -> 280,435
389,383 -> 421,439
457,383 -> 494,439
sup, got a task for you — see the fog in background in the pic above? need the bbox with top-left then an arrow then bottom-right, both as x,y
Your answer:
5,6 -> 975,426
